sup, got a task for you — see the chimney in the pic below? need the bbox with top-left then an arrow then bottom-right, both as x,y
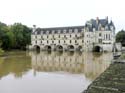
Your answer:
96,17 -> 99,24
106,16 -> 108,23
106,16 -> 108,20
33,25 -> 36,33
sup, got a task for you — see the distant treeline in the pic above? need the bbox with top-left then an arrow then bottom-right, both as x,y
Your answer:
0,22 -> 31,50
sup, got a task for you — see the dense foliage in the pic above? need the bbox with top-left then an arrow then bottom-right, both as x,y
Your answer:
0,22 -> 31,50
116,30 -> 125,46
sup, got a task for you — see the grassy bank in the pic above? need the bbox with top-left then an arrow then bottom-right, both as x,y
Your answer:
0,48 -> 4,56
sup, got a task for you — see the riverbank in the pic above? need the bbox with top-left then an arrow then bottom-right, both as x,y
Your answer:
83,60 -> 125,93
0,49 -> 4,56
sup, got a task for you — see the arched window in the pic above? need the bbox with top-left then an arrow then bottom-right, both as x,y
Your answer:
75,40 -> 77,43
70,40 -> 72,43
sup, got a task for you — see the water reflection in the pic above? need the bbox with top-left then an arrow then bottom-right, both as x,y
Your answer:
29,51 -> 112,80
0,51 -> 31,79
0,51 -> 113,93
0,51 -> 113,80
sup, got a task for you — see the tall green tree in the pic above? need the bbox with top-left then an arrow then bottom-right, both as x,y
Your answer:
0,22 -> 10,50
10,23 -> 31,50
0,22 -> 31,50
116,30 -> 125,46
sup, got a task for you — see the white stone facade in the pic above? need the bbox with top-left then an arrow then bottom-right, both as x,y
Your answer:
29,17 -> 116,52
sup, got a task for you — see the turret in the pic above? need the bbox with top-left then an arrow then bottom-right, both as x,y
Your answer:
32,25 -> 36,33
96,17 -> 99,24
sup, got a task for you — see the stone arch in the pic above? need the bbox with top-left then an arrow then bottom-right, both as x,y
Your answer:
56,45 -> 63,51
34,45 -> 40,52
93,46 -> 102,52
68,45 -> 75,51
77,45 -> 82,51
44,45 -> 52,51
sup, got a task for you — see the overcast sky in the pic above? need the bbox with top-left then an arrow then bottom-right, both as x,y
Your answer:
0,0 -> 125,32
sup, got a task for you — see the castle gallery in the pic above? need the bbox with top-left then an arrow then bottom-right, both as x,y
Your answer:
29,17 -> 116,52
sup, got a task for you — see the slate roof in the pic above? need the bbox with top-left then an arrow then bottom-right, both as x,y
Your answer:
32,26 -> 84,34
32,17 -> 115,34
85,18 -> 115,31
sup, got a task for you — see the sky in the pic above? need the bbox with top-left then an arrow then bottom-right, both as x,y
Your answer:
0,0 -> 125,32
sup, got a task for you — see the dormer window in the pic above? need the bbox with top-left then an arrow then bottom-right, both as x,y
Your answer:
35,31 -> 37,35
63,29 -> 66,33
41,31 -> 43,34
75,29 -> 78,33
98,24 -> 102,31
52,30 -> 55,34
47,30 -> 49,34
58,30 -> 61,34
105,26 -> 108,31
110,26 -> 114,31
93,28 -> 95,31
69,29 -> 72,33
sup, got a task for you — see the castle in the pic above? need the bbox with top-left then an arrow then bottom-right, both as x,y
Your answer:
29,17 -> 115,52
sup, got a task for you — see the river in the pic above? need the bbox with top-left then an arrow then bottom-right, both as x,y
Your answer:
0,51 -> 113,93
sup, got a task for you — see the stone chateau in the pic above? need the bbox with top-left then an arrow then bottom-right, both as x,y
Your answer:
29,17 -> 116,52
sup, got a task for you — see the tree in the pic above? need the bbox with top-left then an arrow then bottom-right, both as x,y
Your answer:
116,30 -> 125,46
0,21 -> 31,50
10,23 -> 31,50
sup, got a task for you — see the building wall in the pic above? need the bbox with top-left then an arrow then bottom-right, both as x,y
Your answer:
30,24 -> 115,52
31,30 -> 84,51
30,29 -> 115,52
93,31 -> 114,52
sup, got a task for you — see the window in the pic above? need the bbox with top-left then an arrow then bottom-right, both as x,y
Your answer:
64,40 -> 65,43
64,35 -> 66,38
58,30 -> 61,34
70,34 -> 71,38
63,29 -> 66,33
75,40 -> 77,43
47,40 -> 48,44
59,40 -> 60,43
52,41 -> 54,43
109,34 -> 111,40
75,34 -> 77,38
98,39 -> 102,43
99,33 -> 101,37
35,41 -> 37,44
35,36 -> 37,39
47,30 -> 49,34
52,30 -> 55,34
41,31 -> 43,34
70,40 -> 71,43
106,34 -> 108,40
41,41 -> 42,44
82,40 -> 84,43
69,29 -> 72,33
59,35 -> 60,38
41,36 -> 43,39
47,35 -> 49,38
75,29 -> 78,33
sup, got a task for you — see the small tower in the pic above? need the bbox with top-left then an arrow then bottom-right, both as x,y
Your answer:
106,16 -> 108,24
32,25 -> 36,33
96,17 -> 99,24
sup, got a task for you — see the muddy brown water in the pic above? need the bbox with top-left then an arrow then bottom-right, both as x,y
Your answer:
0,51 -> 113,93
